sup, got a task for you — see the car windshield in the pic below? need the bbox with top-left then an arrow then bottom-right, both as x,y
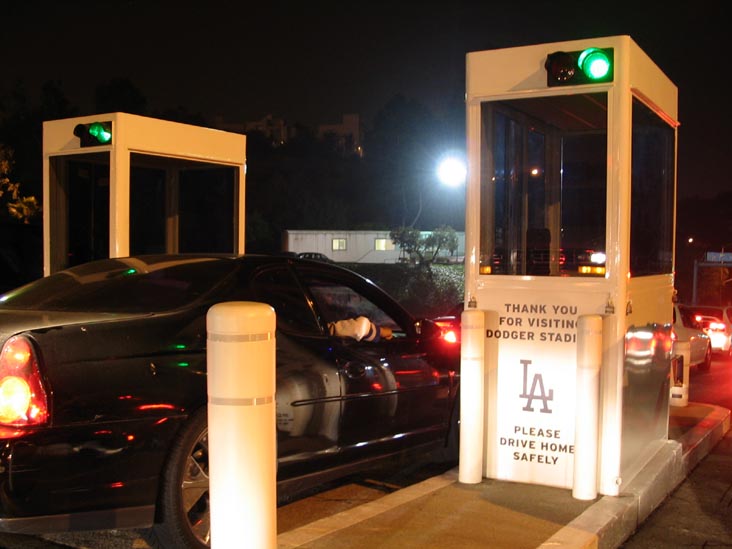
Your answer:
0,257 -> 237,313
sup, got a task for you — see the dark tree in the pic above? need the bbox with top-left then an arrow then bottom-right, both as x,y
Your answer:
94,78 -> 148,115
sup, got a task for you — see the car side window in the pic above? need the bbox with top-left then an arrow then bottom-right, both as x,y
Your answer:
305,279 -> 402,335
250,267 -> 322,336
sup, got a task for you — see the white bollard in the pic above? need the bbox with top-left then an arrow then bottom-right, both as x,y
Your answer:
207,302 -> 277,549
573,314 -> 603,500
670,354 -> 689,407
459,308 -> 486,484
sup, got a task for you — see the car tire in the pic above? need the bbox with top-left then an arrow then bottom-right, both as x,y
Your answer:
144,408 -> 210,549
699,345 -> 712,372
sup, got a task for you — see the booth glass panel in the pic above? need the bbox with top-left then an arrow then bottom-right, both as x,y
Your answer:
129,153 -> 239,255
49,154 -> 110,271
130,164 -> 166,255
629,98 -> 675,276
179,167 -> 236,253
479,93 -> 608,277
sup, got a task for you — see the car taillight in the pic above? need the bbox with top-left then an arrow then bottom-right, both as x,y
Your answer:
709,321 -> 726,332
442,329 -> 458,344
434,320 -> 460,345
0,336 -> 48,426
625,330 -> 654,357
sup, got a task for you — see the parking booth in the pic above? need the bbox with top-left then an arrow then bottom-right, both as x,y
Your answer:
461,35 -> 679,497
42,112 -> 246,275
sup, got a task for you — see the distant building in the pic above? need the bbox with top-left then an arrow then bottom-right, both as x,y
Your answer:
213,114 -> 295,146
213,113 -> 360,152
317,114 -> 363,157
245,114 -> 296,145
283,229 -> 465,264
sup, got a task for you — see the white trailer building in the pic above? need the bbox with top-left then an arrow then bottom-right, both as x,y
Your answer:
283,229 -> 465,264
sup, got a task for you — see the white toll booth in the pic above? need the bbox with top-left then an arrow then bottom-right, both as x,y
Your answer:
462,35 -> 679,497
42,112 -> 246,275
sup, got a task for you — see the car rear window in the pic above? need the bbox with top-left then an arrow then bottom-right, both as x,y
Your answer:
0,257 -> 237,313
688,307 -> 725,322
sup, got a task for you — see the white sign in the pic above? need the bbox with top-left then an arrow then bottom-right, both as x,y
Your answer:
484,292 -> 605,488
705,252 -> 732,263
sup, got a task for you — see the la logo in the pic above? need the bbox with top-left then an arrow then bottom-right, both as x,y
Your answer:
519,359 -> 553,413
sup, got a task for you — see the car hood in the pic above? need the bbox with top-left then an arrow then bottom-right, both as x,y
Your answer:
0,309 -> 151,343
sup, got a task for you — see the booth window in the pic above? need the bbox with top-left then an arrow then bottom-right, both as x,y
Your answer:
479,93 -> 607,276
129,153 -> 238,255
332,238 -> 347,251
629,97 -> 674,276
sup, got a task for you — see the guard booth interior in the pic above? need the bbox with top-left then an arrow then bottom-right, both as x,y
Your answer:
463,35 -> 678,496
43,112 -> 246,275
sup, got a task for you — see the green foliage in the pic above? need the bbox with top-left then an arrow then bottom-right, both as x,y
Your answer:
389,224 -> 459,266
696,266 -> 730,305
346,262 -> 463,318
0,146 -> 39,224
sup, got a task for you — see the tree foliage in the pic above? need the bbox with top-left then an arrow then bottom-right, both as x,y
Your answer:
389,224 -> 458,266
0,146 -> 39,223
94,78 -> 148,115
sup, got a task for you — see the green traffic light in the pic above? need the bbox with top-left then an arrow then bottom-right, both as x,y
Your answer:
578,48 -> 611,81
88,122 -> 112,144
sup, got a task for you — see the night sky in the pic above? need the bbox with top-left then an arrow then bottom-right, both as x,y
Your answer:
4,0 -> 730,199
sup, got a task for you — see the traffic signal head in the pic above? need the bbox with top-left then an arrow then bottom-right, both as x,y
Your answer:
545,47 -> 613,87
73,121 -> 112,147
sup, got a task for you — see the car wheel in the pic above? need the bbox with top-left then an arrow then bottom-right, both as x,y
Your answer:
699,345 -> 712,372
144,408 -> 210,549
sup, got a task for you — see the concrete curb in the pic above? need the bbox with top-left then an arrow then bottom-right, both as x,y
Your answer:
539,404 -> 731,549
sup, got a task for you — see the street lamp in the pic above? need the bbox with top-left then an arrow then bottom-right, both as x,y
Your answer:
436,156 -> 467,187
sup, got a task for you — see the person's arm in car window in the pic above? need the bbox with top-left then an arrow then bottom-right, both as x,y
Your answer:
327,316 -> 393,341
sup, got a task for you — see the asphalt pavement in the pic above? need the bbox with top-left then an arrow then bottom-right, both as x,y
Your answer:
0,401 -> 727,549
275,401 -> 730,549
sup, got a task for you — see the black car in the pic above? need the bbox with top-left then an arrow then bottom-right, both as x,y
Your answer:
296,252 -> 334,263
0,254 -> 460,548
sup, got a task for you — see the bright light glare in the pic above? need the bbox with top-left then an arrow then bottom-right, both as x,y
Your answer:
590,252 -> 606,264
437,157 -> 467,187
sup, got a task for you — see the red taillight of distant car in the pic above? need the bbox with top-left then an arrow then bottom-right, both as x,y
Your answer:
709,321 -> 726,332
0,336 -> 48,426
434,320 -> 460,344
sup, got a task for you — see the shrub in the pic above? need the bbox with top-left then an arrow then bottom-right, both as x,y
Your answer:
344,263 -> 464,318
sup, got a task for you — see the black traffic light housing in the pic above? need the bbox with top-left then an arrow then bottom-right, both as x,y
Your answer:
545,47 -> 614,87
74,121 -> 113,147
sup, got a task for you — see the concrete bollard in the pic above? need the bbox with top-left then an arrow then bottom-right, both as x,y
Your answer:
459,308 -> 486,484
573,314 -> 603,500
207,302 -> 276,549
